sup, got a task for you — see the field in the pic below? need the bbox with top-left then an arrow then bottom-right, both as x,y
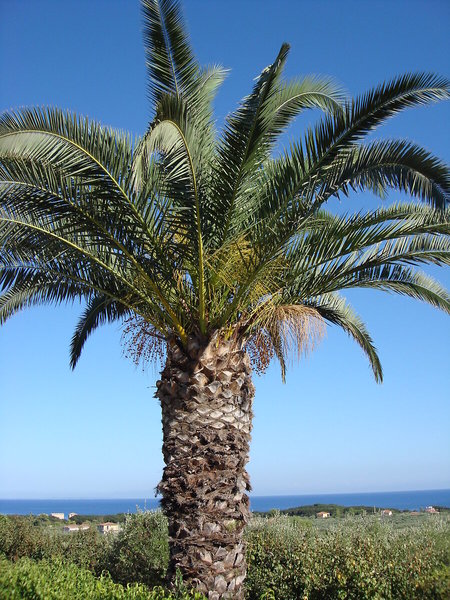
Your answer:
0,509 -> 448,599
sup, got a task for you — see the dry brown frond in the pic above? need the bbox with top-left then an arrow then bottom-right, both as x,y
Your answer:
244,304 -> 325,379
245,330 -> 275,375
265,304 -> 325,360
122,316 -> 167,369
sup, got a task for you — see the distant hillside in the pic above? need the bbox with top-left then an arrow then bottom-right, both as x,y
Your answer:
253,503 -> 382,517
253,503 -> 449,517
69,513 -> 127,524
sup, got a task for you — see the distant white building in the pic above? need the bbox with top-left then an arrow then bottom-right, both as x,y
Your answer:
424,506 -> 439,514
381,509 -> 393,517
316,511 -> 330,518
68,512 -> 78,519
51,513 -> 65,520
97,522 -> 120,534
63,524 -> 89,533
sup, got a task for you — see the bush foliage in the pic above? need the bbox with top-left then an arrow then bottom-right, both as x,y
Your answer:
106,511 -> 169,587
0,511 -> 168,583
0,512 -> 449,598
0,515 -> 108,572
245,514 -> 450,599
0,556 -> 206,599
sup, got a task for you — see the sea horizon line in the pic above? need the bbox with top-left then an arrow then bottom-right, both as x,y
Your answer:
2,487 -> 449,501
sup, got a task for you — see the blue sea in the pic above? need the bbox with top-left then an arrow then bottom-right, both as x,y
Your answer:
1,489 -> 449,517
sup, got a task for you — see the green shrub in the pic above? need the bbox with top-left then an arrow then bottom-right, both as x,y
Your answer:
0,512 -> 169,586
70,514 -> 127,525
0,515 -> 110,572
0,556 -> 206,600
61,527 -> 110,574
245,514 -> 450,600
106,511 -> 169,587
0,515 -> 57,561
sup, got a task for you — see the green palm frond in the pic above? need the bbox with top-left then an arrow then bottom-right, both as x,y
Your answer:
246,74 -> 449,236
318,139 -> 449,208
142,0 -> 198,102
246,140 -> 449,263
339,267 -> 450,313
0,108 -> 158,249
70,295 -> 129,369
263,75 -> 346,133
0,264 -> 93,325
286,206 -> 450,272
307,293 -> 383,382
211,43 -> 291,242
0,107 -> 134,188
303,73 -> 450,172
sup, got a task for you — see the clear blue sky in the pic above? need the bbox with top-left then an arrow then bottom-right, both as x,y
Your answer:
0,0 -> 449,499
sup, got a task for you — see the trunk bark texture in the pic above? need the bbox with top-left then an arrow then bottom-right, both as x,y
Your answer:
156,335 -> 254,599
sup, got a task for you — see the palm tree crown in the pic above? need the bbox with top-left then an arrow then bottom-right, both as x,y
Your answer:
1,0 -> 448,381
1,1 -> 449,382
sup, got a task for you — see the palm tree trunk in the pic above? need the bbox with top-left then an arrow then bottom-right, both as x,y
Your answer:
156,334 -> 254,599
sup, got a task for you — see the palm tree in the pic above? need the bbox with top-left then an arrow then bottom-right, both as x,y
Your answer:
1,0 -> 449,596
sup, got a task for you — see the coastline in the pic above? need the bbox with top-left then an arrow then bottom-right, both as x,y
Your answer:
1,488 -> 449,516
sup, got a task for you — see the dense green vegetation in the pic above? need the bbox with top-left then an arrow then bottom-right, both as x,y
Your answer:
0,511 -> 168,584
257,504 -> 450,519
69,514 -> 127,525
1,510 -> 449,599
245,514 -> 449,599
256,504 -> 400,518
105,511 -> 169,587
0,556 -> 206,599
